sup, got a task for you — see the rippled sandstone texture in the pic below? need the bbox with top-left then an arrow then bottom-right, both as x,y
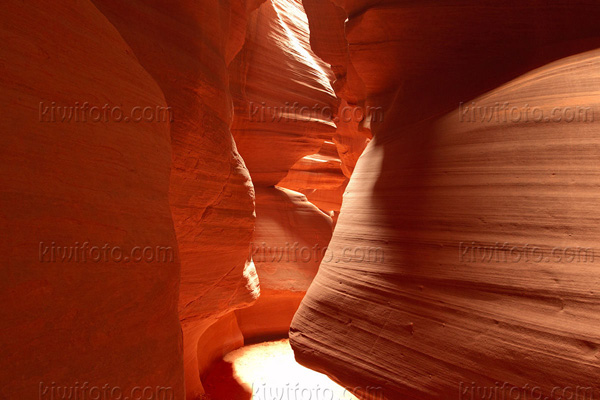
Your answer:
91,0 -> 343,397
291,2 -> 600,399
278,141 -> 348,215
0,1 -> 183,398
45,0 -> 264,398
236,187 -> 333,341
225,0 -> 337,347
288,0 -> 371,218
15,0 -> 260,398
229,0 -> 338,187
302,0 -> 371,180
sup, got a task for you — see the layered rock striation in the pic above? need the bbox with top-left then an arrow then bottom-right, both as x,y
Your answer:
0,1 -> 183,398
226,0 -> 338,346
90,1 -> 266,397
291,2 -> 600,399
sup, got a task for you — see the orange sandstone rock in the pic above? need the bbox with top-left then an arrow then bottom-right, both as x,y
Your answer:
302,0 -> 371,179
278,141 -> 348,214
229,0 -> 338,187
228,0 -> 338,344
292,2 -> 600,399
237,187 -> 333,341
0,0 -> 183,398
84,0 -> 265,397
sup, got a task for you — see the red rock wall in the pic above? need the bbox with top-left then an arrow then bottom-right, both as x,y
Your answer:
229,0 -> 338,187
278,141 -> 348,215
302,0 -> 371,180
291,2 -> 600,399
226,0 -> 337,344
0,1 -> 183,398
279,0 -> 372,218
47,0 -> 264,398
90,0 -> 344,396
236,187 -> 333,340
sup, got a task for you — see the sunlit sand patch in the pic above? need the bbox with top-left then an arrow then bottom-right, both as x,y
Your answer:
220,339 -> 358,400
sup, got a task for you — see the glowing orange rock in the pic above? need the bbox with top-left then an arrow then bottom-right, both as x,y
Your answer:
291,1 -> 600,397
237,187 -> 333,341
0,0 -> 183,397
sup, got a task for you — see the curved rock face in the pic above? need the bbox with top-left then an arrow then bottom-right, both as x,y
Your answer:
237,187 -> 333,341
302,0 -> 371,180
293,0 -> 371,218
291,2 -> 600,399
225,0 -> 338,346
278,141 -> 348,214
91,0 -> 341,395
80,1 -> 264,397
229,0 -> 338,187
252,188 -> 333,292
341,0 -> 600,128
0,1 -> 183,398
12,1 -> 599,399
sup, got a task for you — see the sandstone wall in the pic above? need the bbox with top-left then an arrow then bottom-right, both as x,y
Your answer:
0,1 -> 183,398
90,0 -> 264,396
291,2 -> 600,399
228,0 -> 337,343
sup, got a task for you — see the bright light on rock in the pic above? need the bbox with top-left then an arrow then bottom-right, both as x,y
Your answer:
205,339 -> 358,400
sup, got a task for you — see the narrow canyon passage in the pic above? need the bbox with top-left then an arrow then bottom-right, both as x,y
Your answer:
192,0 -> 370,397
2,1 -> 600,400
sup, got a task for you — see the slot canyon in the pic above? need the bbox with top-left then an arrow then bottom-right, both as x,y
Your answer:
1,1 -> 600,399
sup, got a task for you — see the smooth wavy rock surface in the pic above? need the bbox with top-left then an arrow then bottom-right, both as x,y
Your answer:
230,0 -> 338,186
291,1 -> 600,398
237,187 -> 333,341
0,1 -> 183,398
88,1 -> 264,397
291,49 -> 600,400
